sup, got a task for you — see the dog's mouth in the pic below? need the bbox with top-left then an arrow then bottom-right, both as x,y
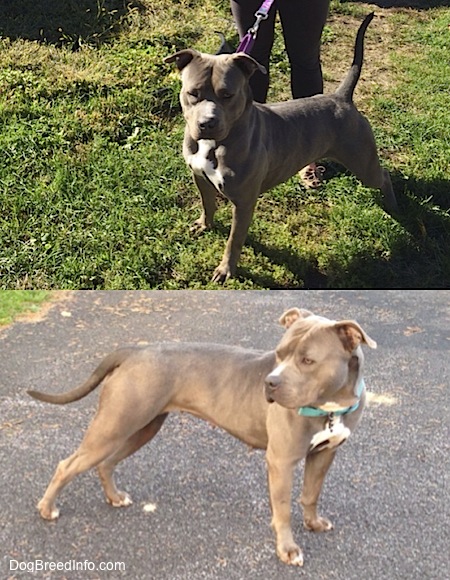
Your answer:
264,388 -> 305,410
196,128 -> 228,142
187,118 -> 229,143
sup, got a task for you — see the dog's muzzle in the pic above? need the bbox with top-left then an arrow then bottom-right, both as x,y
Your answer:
264,372 -> 282,403
198,116 -> 219,134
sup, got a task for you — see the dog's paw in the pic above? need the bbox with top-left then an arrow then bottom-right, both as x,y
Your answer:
277,542 -> 304,566
37,500 -> 60,521
106,491 -> 133,508
304,515 -> 334,532
190,219 -> 211,236
211,263 -> 233,284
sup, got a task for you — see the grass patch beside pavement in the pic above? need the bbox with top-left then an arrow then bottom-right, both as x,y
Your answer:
0,1 -> 449,288
0,290 -> 52,326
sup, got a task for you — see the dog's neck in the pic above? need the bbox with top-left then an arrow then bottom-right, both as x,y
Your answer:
298,378 -> 365,417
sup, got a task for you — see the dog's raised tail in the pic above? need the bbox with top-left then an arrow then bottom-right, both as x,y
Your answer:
27,347 -> 137,405
336,12 -> 374,101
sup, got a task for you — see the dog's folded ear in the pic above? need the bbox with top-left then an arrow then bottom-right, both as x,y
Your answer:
164,49 -> 201,71
335,321 -> 377,351
232,53 -> 267,77
279,308 -> 313,329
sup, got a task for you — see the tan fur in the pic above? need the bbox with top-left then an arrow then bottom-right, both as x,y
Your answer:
29,308 -> 376,566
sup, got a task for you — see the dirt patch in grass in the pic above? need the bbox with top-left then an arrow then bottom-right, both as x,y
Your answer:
322,11 -> 397,100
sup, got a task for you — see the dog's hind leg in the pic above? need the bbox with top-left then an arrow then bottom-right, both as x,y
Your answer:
357,158 -> 399,215
379,167 -> 399,215
335,120 -> 399,214
97,413 -> 168,507
36,407 -> 162,520
37,435 -> 127,521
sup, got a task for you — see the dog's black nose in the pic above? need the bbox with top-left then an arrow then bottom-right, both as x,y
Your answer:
265,374 -> 282,391
199,117 -> 218,131
265,374 -> 281,404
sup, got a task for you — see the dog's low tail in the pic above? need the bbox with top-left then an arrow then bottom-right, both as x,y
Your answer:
335,12 -> 374,101
27,347 -> 137,405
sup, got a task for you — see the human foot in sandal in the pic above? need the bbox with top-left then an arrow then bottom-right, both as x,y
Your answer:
299,163 -> 326,189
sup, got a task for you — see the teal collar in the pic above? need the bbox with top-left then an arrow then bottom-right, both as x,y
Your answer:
298,378 -> 365,417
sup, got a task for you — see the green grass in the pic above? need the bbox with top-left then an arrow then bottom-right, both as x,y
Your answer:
0,290 -> 52,326
0,0 -> 449,288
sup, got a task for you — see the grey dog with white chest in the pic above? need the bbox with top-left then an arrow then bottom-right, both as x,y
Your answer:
28,307 -> 376,566
165,13 -> 399,282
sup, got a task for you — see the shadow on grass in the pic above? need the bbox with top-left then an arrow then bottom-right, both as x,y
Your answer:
345,0 -> 450,8
0,0 -> 145,46
235,172 -> 450,289
240,241 -> 329,289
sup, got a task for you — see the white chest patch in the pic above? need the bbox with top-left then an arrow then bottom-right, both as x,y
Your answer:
187,139 -> 225,193
309,415 -> 351,453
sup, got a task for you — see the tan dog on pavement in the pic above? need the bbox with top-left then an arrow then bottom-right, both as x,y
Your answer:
28,308 -> 376,566
165,14 -> 398,282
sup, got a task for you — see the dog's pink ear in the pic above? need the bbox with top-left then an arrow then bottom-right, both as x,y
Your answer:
279,308 -> 313,329
232,53 -> 267,77
335,321 -> 377,351
164,49 -> 200,71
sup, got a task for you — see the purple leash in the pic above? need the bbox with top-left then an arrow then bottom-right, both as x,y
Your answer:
236,0 -> 276,54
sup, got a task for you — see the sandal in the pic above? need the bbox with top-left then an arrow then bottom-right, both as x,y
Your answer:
299,163 -> 326,189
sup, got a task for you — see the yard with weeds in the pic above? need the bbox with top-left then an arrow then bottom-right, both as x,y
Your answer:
0,289 -> 51,326
0,0 -> 449,288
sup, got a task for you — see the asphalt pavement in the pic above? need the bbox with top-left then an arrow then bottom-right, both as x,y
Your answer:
0,290 -> 448,579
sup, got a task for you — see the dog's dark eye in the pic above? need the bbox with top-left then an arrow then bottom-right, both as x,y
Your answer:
187,90 -> 200,101
220,92 -> 233,100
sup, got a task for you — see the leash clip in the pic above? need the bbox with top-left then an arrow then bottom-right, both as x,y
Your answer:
248,13 -> 265,38
236,0 -> 275,53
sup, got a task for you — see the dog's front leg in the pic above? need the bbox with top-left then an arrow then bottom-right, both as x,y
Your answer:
300,447 -> 337,532
212,200 -> 255,283
190,174 -> 217,235
266,450 -> 304,566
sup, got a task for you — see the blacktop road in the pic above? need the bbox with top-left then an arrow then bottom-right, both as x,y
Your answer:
0,290 -> 448,579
